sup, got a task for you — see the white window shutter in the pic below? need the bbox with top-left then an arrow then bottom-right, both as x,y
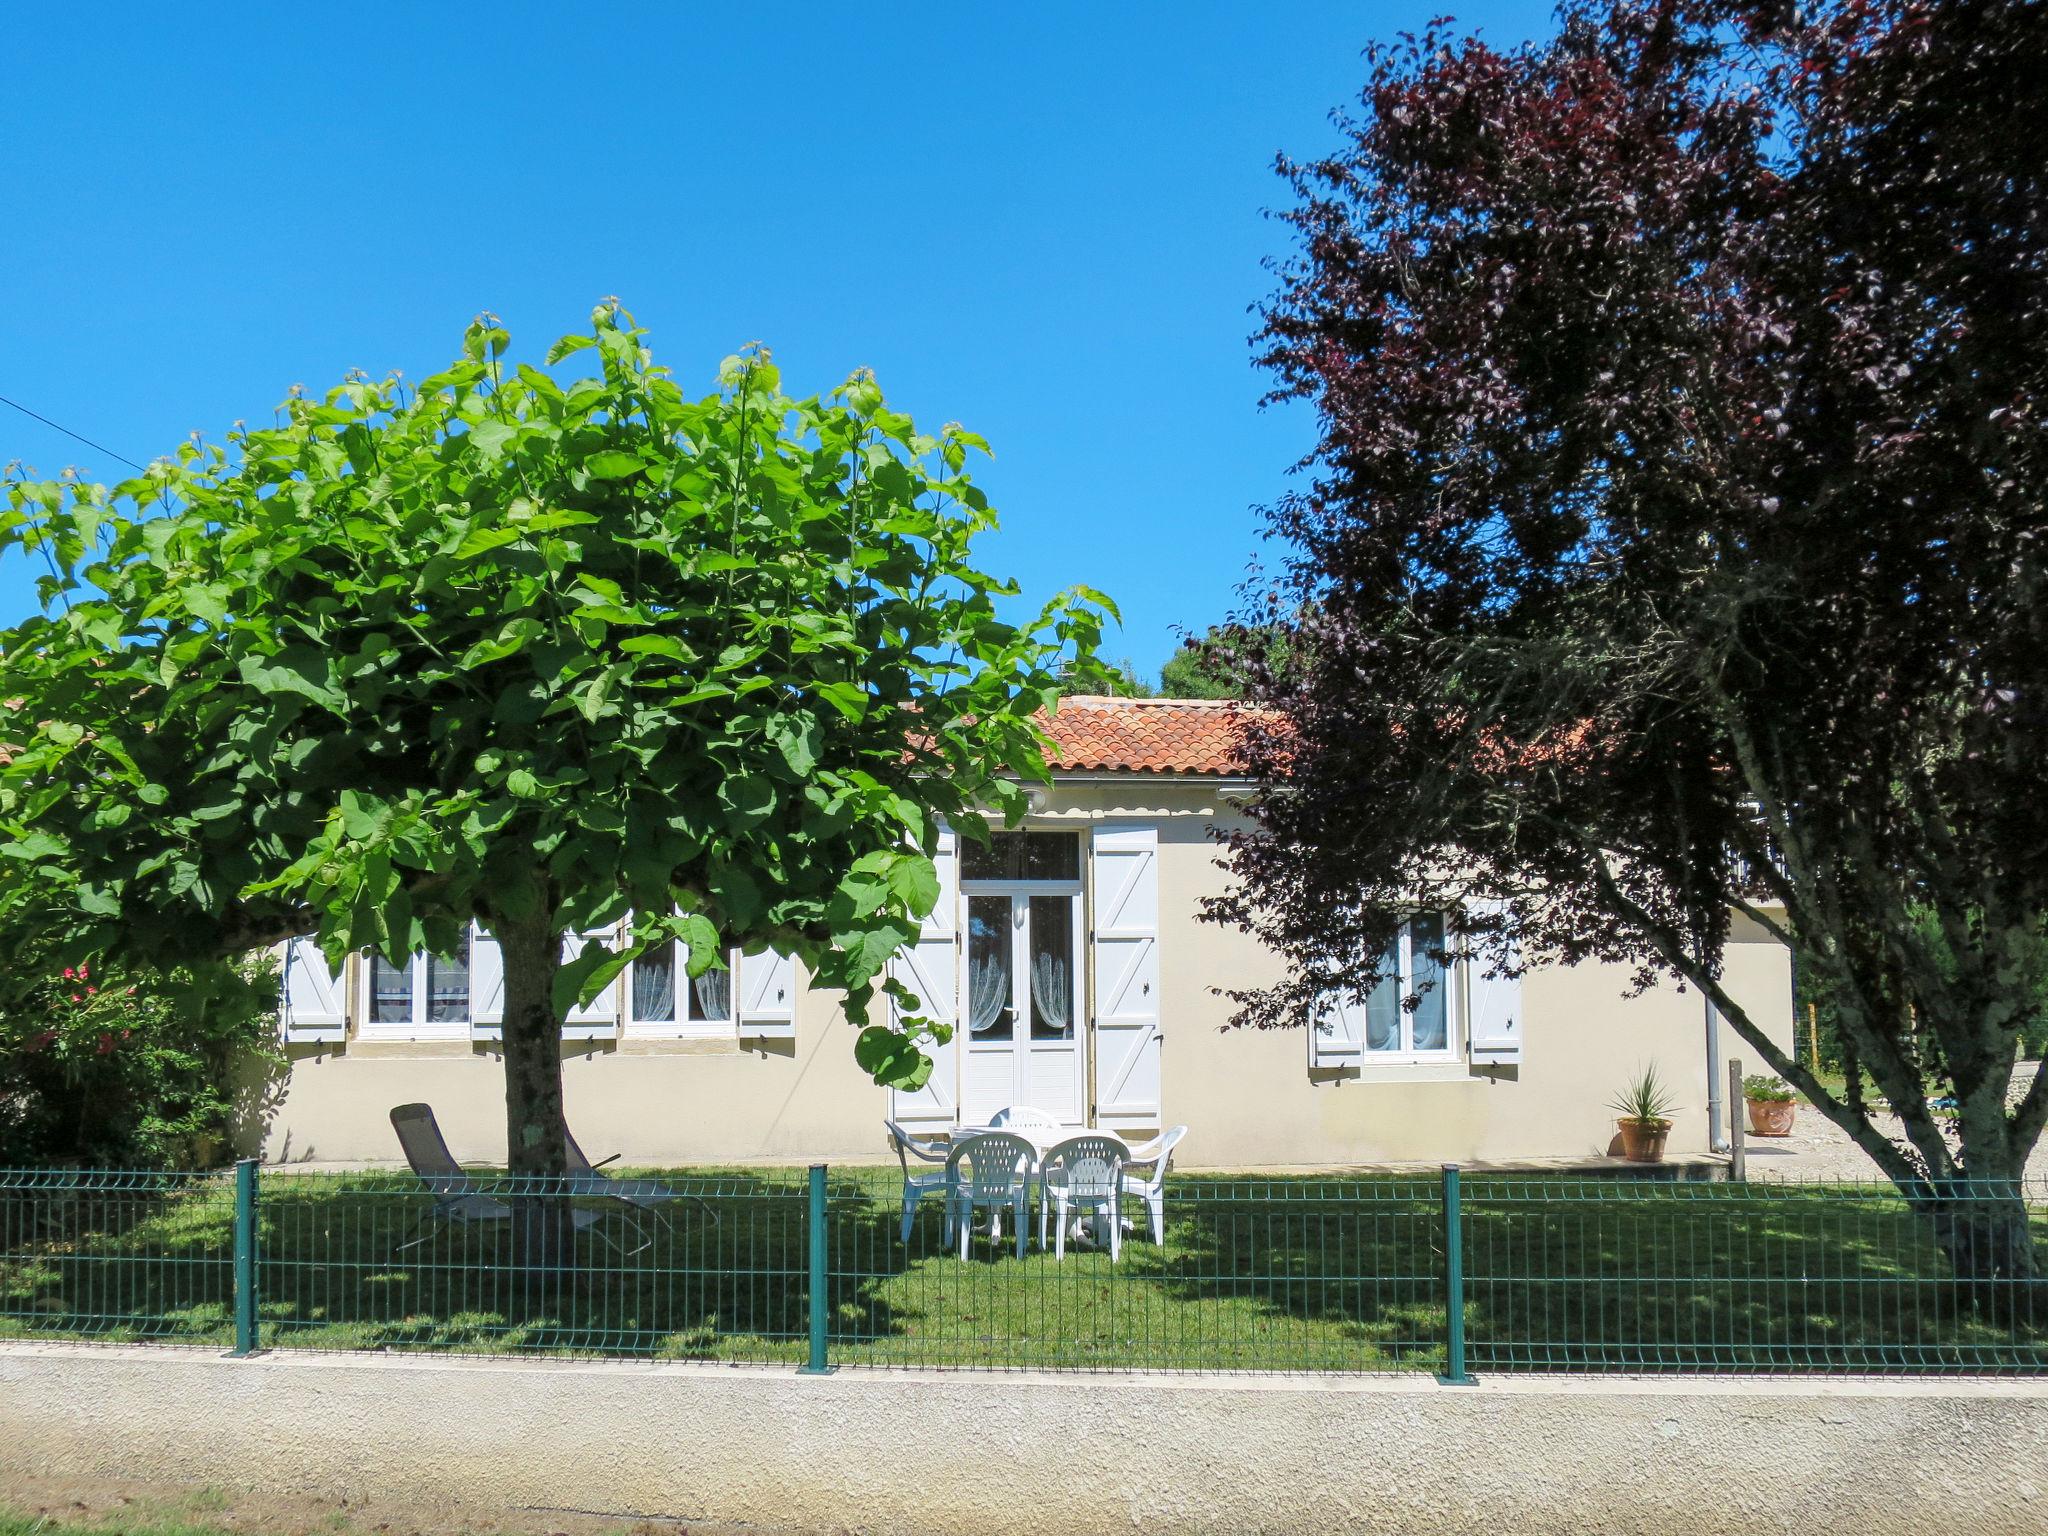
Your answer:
737,947 -> 797,1038
468,922 -> 505,1037
1309,986 -> 1363,1070
888,826 -> 959,1127
561,928 -> 620,1038
282,937 -> 347,1042
1465,905 -> 1524,1064
1092,823 -> 1162,1132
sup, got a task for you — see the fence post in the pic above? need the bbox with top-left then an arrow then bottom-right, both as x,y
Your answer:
798,1162 -> 832,1375
1728,1057 -> 1747,1183
231,1157 -> 260,1357
1438,1163 -> 1474,1385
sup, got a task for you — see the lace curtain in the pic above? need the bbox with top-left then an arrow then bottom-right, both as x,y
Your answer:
1030,950 -> 1070,1036
967,953 -> 1009,1033
692,966 -> 732,1022
633,945 -> 676,1023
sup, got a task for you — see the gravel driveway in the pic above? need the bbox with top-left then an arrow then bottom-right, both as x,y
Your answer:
1744,1059 -> 2047,1182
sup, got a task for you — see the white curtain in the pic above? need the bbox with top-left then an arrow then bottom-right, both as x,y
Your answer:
692,965 -> 732,1022
633,945 -> 676,1022
968,953 -> 1009,1034
1030,950 -> 1071,1036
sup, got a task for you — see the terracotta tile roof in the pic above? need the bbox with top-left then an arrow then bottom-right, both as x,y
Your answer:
1038,696 -> 1273,776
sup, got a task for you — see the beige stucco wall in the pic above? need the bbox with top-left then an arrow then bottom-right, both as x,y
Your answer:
254,776 -> 1793,1169
4,1343 -> 2042,1536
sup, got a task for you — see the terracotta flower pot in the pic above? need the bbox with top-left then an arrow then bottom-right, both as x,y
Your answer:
1617,1117 -> 1672,1163
1746,1097 -> 1796,1137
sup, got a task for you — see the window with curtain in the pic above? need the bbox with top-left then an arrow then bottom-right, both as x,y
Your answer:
365,946 -> 470,1029
625,926 -> 738,1034
1363,914 -> 1455,1058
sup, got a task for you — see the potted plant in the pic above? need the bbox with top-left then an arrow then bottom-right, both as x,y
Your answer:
1610,1063 -> 1676,1163
1743,1074 -> 1797,1136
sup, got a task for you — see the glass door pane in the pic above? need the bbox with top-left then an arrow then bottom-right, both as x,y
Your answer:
965,895 -> 1015,1040
1027,895 -> 1075,1040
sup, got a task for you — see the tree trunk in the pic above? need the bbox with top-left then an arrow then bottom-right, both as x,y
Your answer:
492,906 -> 575,1281
1934,1094 -> 2044,1324
1925,1182 -> 2042,1327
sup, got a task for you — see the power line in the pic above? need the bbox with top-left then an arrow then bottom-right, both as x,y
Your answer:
0,392 -> 147,473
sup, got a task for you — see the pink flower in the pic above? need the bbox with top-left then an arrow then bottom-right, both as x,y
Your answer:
62,967 -> 75,980
70,993 -> 83,1003
86,985 -> 97,996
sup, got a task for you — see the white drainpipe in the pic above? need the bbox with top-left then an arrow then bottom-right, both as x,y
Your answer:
1704,991 -> 1730,1154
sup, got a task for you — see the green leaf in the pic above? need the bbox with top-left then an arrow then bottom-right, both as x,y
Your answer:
717,771 -> 776,828
186,585 -> 230,626
470,420 -> 516,460
584,451 -> 645,481
854,1026 -> 933,1091
618,635 -> 697,662
886,852 -> 940,918
766,713 -> 821,777
238,648 -> 349,713
554,935 -> 628,1015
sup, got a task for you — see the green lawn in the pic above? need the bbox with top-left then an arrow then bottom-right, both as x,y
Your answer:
3,1168 -> 2042,1374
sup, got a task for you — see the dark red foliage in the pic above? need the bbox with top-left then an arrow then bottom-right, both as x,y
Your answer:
1219,0 -> 2048,1197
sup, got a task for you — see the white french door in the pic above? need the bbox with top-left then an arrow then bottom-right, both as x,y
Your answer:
959,885 -> 1085,1125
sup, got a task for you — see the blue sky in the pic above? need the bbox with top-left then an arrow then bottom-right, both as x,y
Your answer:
1,2 -> 1549,683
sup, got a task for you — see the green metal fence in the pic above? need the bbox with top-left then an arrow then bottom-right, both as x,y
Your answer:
3,1164 -> 2043,1376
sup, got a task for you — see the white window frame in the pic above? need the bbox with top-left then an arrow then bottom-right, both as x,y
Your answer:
623,931 -> 743,1040
1314,914 -> 1463,1066
356,937 -> 474,1042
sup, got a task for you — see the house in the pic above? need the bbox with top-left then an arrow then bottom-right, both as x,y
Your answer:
259,696 -> 1794,1168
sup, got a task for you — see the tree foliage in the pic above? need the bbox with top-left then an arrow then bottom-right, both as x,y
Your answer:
1159,622 -> 1296,700
1220,0 -> 2048,1274
0,305 -> 1110,1175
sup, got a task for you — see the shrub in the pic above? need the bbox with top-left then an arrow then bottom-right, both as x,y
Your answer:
1743,1074 -> 1796,1103
0,949 -> 279,1167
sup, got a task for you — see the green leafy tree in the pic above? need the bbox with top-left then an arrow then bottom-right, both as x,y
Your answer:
1157,623 -> 1295,700
0,305 -> 1110,1196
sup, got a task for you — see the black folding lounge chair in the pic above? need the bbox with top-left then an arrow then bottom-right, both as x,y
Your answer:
563,1126 -> 718,1247
388,1102 -> 603,1252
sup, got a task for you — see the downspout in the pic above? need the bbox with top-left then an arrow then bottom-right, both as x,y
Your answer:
1704,991 -> 1730,1154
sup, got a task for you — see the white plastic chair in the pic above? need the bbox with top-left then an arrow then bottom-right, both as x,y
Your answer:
885,1119 -> 953,1244
945,1132 -> 1036,1260
1038,1135 -> 1127,1261
1118,1125 -> 1187,1244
